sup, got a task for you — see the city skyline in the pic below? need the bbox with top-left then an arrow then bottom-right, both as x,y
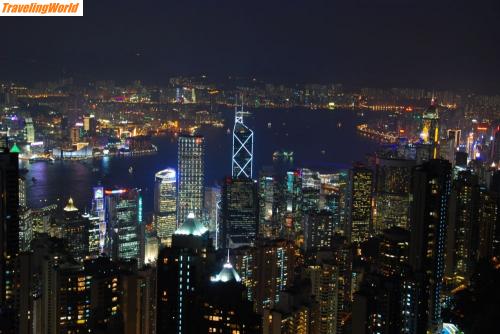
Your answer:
2,1 -> 500,333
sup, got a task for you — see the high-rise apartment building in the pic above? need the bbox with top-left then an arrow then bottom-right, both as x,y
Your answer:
410,159 -> 451,333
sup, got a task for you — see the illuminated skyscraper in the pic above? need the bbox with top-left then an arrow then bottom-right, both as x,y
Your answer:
91,186 -> 106,256
156,213 -> 213,334
306,257 -> 340,334
446,171 -> 479,279
258,169 -> 280,238
154,168 -> 177,245
105,188 -> 142,264
0,149 -> 19,313
62,197 -> 89,262
221,177 -> 259,248
177,134 -> 204,225
420,99 -> 440,159
346,165 -> 373,243
232,105 -> 254,179
252,239 -> 296,313
304,210 -> 334,251
24,117 -> 35,143
410,159 -> 451,333
373,156 -> 414,232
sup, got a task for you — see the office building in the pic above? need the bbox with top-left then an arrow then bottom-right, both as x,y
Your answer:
105,188 -> 142,264
177,134 -> 204,225
346,164 -> 373,243
221,177 -> 259,248
154,168 -> 177,245
373,156 -> 414,232
232,105 -> 254,179
62,197 -> 89,262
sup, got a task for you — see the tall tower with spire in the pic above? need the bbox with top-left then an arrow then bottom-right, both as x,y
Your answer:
232,102 -> 254,179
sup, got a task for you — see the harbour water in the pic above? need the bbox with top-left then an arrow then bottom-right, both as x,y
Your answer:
23,107 -> 380,212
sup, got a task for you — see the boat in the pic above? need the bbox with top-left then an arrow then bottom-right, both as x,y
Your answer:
129,166 -> 134,174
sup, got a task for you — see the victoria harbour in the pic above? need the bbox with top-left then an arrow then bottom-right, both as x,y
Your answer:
24,107 -> 379,211
2,1 -> 500,333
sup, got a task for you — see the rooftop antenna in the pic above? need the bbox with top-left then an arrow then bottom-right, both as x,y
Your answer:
227,249 -> 230,263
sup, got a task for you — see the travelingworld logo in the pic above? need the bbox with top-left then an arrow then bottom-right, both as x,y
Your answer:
1,0 -> 83,16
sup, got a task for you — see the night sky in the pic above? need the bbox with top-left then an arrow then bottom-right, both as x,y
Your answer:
1,0 -> 500,91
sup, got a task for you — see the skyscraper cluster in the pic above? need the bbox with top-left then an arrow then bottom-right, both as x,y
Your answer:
1,99 -> 499,334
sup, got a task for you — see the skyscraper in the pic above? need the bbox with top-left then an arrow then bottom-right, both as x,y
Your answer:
154,168 -> 177,245
177,134 -> 204,225
105,188 -> 142,264
419,99 -> 440,159
410,159 -> 451,333
156,213 -> 213,333
304,210 -> 334,251
91,186 -> 106,256
373,155 -> 414,232
24,117 -> 35,143
221,177 -> 259,248
346,164 -> 373,243
232,105 -> 254,178
446,171 -> 479,279
62,197 -> 89,262
0,149 -> 19,313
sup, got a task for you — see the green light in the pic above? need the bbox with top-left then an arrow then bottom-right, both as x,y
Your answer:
10,143 -> 20,153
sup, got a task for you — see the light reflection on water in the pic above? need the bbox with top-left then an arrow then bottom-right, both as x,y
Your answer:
23,108 -> 379,213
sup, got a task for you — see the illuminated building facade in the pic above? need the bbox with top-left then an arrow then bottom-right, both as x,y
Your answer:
232,105 -> 254,179
0,149 -> 19,313
258,170 -> 279,238
420,99 -> 440,159
105,188 -> 142,264
91,186 -> 106,256
156,213 -> 213,334
24,117 -> 35,143
373,156 -> 414,232
262,281 -> 320,334
353,272 -> 415,334
62,197 -> 89,262
83,114 -> 96,134
221,177 -> 259,248
177,134 -> 204,225
307,259 -> 340,334
446,171 -> 478,279
57,265 -> 92,333
253,239 -> 296,313
204,257 -> 260,333
476,187 -> 498,261
410,159 -> 451,333
346,165 -> 373,243
232,239 -> 296,314
304,210 -> 334,251
154,168 -> 177,245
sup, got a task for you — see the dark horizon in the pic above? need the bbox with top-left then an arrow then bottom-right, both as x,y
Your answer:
1,0 -> 500,92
